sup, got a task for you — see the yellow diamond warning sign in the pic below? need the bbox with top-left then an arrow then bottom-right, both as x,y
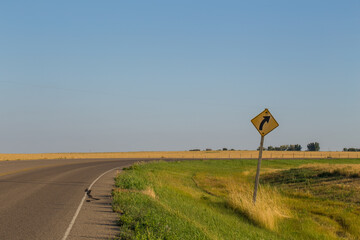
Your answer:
251,108 -> 279,136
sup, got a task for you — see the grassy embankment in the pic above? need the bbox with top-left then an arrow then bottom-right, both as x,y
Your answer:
112,159 -> 360,240
0,150 -> 359,161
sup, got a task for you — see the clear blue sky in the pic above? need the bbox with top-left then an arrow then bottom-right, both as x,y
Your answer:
0,1 -> 359,153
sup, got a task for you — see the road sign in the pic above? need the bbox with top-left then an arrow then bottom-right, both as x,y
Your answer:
251,108 -> 279,204
251,108 -> 279,137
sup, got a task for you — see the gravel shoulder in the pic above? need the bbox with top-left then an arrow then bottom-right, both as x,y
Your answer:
67,168 -> 121,240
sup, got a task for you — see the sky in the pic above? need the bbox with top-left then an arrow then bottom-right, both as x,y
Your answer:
0,1 -> 359,153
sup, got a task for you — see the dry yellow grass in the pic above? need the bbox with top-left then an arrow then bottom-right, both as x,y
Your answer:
113,187 -> 156,199
141,187 -> 156,199
193,173 -> 289,231
0,150 -> 359,161
226,181 -> 289,231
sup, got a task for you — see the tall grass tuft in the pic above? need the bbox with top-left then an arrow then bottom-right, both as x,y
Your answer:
226,181 -> 289,231
141,187 -> 156,199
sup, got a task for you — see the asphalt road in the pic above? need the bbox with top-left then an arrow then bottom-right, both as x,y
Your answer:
0,158 -> 143,240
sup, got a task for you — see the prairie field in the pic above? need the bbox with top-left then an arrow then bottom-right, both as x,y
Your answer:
0,150 -> 359,161
112,158 -> 360,240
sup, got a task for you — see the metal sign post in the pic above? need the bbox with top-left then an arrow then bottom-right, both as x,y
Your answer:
253,135 -> 264,204
251,108 -> 279,204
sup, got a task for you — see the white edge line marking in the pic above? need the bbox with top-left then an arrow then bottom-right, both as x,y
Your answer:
61,167 -> 120,240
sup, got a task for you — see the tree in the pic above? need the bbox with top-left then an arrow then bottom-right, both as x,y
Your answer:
307,142 -> 320,151
345,148 -> 360,152
287,144 -> 302,151
279,145 -> 288,151
267,146 -> 274,151
294,144 -> 302,151
267,144 -> 302,151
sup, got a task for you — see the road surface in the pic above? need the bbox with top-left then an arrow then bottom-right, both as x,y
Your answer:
0,158 -> 144,240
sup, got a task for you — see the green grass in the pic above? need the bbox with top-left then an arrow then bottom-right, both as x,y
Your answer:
112,159 -> 360,240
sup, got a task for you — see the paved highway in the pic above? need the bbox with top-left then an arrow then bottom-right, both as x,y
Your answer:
0,158 -> 143,240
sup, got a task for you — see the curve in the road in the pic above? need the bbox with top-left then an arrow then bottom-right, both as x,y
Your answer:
0,158 -> 140,240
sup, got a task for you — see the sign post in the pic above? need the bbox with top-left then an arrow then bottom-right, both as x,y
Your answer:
251,108 -> 279,204
253,135 -> 264,203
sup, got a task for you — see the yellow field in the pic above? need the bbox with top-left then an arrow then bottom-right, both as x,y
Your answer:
0,150 -> 359,161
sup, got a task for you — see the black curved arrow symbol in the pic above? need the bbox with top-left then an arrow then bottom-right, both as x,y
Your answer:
259,116 -> 270,130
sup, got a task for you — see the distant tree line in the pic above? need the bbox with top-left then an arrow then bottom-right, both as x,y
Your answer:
260,142 -> 320,151
343,148 -> 360,152
190,142 -> 321,152
220,148 -> 236,151
189,148 -> 236,151
262,144 -> 302,151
